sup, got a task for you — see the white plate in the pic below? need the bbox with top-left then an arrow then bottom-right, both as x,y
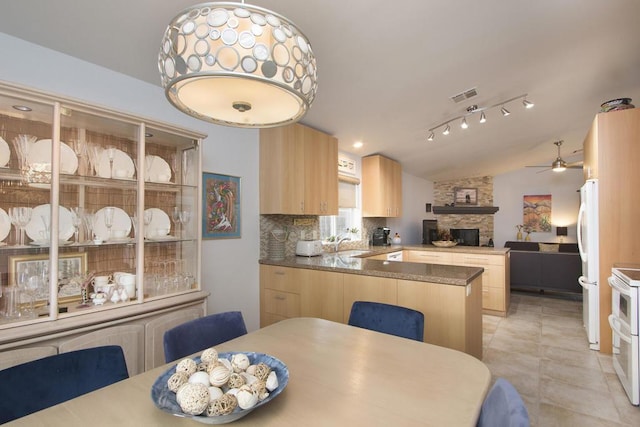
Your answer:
25,204 -> 75,242
146,155 -> 171,183
0,207 -> 11,242
29,239 -> 72,246
93,207 -> 132,241
146,235 -> 177,242
97,148 -> 135,179
144,208 -> 171,239
26,139 -> 78,175
0,136 -> 10,167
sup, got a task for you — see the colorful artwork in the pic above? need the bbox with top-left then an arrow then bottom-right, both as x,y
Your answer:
523,194 -> 552,232
202,173 -> 241,239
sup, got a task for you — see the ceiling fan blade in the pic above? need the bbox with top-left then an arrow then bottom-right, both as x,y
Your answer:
536,167 -> 552,173
526,165 -> 548,168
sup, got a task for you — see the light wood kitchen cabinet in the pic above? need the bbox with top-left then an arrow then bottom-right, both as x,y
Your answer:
582,108 -> 640,354
259,123 -> 338,215
362,154 -> 402,217
342,274 -> 397,321
405,250 -> 453,265
397,276 -> 482,359
402,249 -> 509,316
260,265 -> 343,326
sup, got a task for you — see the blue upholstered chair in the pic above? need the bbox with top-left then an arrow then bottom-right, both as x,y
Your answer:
163,311 -> 248,362
477,378 -> 530,427
0,345 -> 129,424
347,301 -> 425,341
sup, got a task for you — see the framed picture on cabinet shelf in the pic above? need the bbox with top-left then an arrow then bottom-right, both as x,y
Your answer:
202,172 -> 241,239
8,251 -> 88,307
454,187 -> 478,205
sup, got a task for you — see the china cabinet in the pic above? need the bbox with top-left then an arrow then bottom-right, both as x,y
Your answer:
361,154 -> 402,217
0,81 -> 207,367
259,123 -> 338,215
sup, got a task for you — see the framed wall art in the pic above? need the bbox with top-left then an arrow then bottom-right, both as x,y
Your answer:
454,187 -> 478,205
202,172 -> 241,239
8,251 -> 88,306
523,194 -> 552,232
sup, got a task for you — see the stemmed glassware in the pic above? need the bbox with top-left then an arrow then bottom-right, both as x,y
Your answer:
179,209 -> 191,238
106,146 -> 116,178
171,207 -> 181,237
71,207 -> 84,243
82,211 -> 95,241
87,143 -> 103,176
70,140 -> 87,175
182,151 -> 192,185
143,209 -> 153,238
11,134 -> 36,175
9,207 -> 33,246
103,207 -> 115,241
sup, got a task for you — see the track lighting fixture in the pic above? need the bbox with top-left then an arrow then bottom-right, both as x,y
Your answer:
426,93 -> 533,141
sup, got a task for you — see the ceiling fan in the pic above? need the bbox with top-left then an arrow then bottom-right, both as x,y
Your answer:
527,140 -> 583,173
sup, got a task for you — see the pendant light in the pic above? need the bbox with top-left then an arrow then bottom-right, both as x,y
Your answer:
159,2 -> 317,128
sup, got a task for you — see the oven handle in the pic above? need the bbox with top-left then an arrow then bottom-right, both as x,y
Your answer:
608,276 -> 632,297
608,314 -> 632,344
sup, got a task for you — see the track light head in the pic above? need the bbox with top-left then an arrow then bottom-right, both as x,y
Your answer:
427,132 -> 435,141
479,111 -> 486,123
461,118 -> 468,129
443,124 -> 450,135
501,106 -> 510,116
523,99 -> 534,109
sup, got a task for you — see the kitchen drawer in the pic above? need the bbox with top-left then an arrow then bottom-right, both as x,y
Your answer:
260,265 -> 301,293
263,289 -> 300,318
405,250 -> 452,264
451,253 -> 505,266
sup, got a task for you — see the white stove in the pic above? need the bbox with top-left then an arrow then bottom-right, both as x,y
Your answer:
608,267 -> 640,405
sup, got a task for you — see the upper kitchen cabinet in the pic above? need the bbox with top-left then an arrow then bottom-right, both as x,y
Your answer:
362,154 -> 402,217
260,123 -> 338,215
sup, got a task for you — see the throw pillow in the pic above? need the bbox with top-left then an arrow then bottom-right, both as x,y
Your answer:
538,243 -> 560,252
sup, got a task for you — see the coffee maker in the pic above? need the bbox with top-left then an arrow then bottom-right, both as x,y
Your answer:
372,227 -> 391,246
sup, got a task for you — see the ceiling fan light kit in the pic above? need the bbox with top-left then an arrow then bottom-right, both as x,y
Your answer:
528,140 -> 582,173
426,93 -> 533,141
158,1 -> 317,128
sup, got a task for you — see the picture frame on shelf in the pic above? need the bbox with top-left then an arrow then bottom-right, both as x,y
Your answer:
202,172 -> 241,239
8,252 -> 88,307
454,187 -> 478,205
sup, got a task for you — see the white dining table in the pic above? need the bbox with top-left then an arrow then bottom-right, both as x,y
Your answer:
6,317 -> 491,426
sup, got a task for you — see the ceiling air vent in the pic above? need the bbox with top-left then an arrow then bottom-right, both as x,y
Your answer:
450,87 -> 478,103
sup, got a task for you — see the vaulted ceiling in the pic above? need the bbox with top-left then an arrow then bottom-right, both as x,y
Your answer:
1,0 -> 639,181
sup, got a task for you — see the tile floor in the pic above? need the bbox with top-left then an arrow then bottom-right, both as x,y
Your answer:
482,291 -> 640,426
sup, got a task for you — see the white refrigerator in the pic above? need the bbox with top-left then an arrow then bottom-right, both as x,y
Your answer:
577,179 -> 600,350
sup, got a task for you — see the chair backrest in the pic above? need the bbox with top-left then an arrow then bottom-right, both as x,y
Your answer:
347,301 -> 424,341
477,378 -> 530,427
0,345 -> 129,424
163,311 -> 248,362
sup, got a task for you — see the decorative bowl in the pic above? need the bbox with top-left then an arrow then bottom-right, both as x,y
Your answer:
151,352 -> 289,424
432,240 -> 458,248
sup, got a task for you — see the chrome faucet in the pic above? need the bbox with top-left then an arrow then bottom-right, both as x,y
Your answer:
334,234 -> 351,252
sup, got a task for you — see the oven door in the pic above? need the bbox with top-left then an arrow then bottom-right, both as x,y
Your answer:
609,274 -> 638,335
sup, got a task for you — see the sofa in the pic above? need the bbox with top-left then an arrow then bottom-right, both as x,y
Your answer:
504,241 -> 582,294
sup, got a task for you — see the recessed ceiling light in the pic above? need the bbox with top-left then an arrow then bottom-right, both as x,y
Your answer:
353,141 -> 363,148
12,105 -> 32,112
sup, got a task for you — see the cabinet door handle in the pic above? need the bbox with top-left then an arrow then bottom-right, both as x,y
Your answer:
274,271 -> 286,276
274,295 -> 286,300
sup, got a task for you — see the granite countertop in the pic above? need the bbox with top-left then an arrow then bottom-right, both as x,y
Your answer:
259,245 -> 498,286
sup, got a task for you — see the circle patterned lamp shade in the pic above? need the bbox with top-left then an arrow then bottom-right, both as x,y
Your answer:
159,2 -> 317,128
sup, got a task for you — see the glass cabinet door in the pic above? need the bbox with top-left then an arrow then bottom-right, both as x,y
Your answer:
143,126 -> 199,299
0,92 -> 56,323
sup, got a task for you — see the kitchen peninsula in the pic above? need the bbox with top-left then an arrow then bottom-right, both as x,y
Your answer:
259,245 -> 509,359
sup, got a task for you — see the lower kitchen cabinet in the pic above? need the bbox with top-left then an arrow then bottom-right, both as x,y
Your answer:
260,264 -> 483,359
260,265 -> 343,326
404,250 -> 509,316
397,276 -> 482,359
